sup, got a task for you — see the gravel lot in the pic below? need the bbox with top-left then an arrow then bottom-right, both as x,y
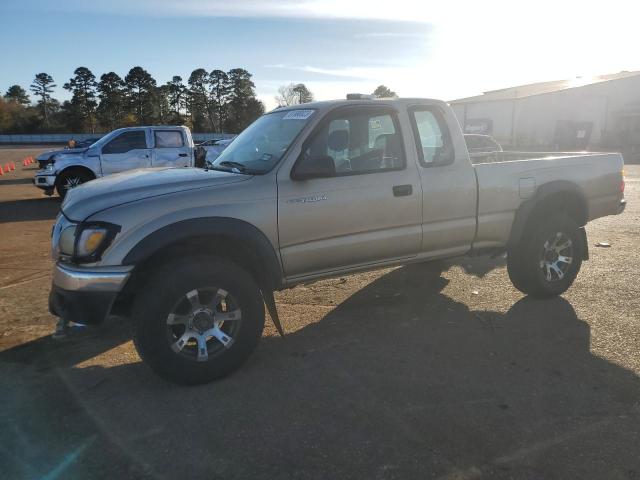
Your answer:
0,146 -> 638,479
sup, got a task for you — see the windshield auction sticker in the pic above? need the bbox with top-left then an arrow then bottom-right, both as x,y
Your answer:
283,109 -> 315,120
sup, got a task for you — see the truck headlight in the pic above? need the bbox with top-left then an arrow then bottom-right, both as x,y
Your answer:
44,163 -> 54,172
73,223 -> 121,262
59,225 -> 77,255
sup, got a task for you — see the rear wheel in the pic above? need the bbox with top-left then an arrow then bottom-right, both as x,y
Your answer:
507,214 -> 584,298
56,169 -> 92,199
132,256 -> 265,385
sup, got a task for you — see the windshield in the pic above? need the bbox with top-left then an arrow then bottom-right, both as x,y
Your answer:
211,109 -> 315,174
91,129 -> 124,149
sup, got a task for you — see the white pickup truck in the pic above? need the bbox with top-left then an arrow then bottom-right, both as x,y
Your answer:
34,126 -> 195,198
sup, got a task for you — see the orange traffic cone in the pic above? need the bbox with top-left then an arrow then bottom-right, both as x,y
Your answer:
10,162 -> 15,171
0,166 -> 4,176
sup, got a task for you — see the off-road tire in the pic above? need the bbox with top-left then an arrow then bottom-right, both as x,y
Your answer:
132,256 -> 265,385
507,214 -> 584,298
56,169 -> 92,199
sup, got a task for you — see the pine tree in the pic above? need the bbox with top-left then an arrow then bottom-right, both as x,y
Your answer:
187,68 -> 210,131
226,68 -> 264,132
292,84 -> 314,103
209,70 -> 230,132
124,66 -> 157,125
166,76 -> 186,116
63,67 -> 98,132
154,84 -> 171,124
97,72 -> 127,130
30,73 -> 56,127
372,85 -> 397,98
4,85 -> 30,106
275,83 -> 314,106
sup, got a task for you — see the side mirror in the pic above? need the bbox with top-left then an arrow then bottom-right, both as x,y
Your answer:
291,155 -> 335,180
86,146 -> 100,157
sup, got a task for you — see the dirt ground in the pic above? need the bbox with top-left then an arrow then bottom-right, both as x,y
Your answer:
0,146 -> 638,480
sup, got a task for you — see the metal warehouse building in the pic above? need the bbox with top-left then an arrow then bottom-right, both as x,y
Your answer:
450,71 -> 640,159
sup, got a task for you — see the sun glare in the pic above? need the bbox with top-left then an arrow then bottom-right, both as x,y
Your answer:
567,76 -> 596,89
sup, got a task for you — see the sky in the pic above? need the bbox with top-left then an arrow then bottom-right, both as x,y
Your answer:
1,0 -> 639,111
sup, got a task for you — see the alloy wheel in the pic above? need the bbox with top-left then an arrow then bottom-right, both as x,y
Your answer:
539,232 -> 573,282
165,287 -> 242,362
62,176 -> 82,192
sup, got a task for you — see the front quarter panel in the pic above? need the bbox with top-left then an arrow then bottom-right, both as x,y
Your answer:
53,154 -> 100,177
84,175 -> 279,268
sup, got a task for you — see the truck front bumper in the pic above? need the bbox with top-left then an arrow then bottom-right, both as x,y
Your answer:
33,174 -> 56,192
49,263 -> 133,325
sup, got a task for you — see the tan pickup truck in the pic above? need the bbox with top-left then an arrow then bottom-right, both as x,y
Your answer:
49,96 -> 626,384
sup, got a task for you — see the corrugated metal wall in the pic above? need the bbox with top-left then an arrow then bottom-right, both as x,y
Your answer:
451,75 -> 640,151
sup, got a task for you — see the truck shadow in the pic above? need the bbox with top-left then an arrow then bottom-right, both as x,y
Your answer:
0,316 -> 131,372
443,253 -> 507,278
1,263 -> 638,479
0,197 -> 60,224
0,177 -> 37,186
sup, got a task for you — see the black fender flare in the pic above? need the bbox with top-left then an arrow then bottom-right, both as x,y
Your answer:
122,217 -> 284,290
508,180 -> 588,250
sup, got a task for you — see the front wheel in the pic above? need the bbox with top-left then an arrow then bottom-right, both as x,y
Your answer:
507,214 -> 584,298
132,257 -> 265,385
56,169 -> 92,199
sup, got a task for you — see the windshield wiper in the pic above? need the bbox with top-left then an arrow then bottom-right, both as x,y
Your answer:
218,161 -> 247,172
205,165 -> 233,173
207,161 -> 261,175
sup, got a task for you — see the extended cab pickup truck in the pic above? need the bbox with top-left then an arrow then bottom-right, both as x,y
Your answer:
48,97 -> 626,384
34,126 -> 195,198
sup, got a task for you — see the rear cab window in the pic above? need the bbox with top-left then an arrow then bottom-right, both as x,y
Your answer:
155,130 -> 185,148
409,107 -> 454,166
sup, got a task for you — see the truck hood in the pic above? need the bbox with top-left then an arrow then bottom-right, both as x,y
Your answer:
36,148 -> 87,162
62,167 -> 250,221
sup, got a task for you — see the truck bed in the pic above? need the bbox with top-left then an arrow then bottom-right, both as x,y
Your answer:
471,152 -> 624,251
471,150 -> 614,164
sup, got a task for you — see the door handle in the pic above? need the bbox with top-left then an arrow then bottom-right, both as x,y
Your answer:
178,153 -> 188,157
393,184 -> 412,197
